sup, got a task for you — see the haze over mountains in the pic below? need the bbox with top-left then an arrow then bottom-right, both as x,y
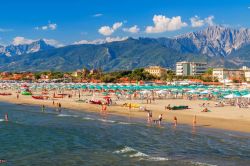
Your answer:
1,26 -> 250,72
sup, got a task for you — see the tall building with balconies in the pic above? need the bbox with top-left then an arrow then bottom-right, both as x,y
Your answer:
176,61 -> 207,76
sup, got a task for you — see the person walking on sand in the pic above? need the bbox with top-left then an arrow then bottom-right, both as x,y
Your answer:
174,116 -> 177,127
128,103 -> 132,111
16,93 -> 19,99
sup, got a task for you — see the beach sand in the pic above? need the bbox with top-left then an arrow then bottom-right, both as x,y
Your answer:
0,89 -> 250,133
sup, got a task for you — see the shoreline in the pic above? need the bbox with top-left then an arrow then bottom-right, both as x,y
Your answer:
1,94 -> 250,133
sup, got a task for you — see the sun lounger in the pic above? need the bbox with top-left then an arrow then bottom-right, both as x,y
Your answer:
170,105 -> 189,110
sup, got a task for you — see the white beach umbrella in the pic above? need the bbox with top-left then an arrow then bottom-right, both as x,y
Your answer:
242,94 -> 250,98
140,90 -> 151,95
200,90 -> 210,94
224,94 -> 241,99
156,90 -> 167,94
187,90 -> 197,94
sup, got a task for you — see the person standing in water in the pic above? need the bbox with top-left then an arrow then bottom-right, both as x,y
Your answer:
42,105 -> 45,112
147,111 -> 153,124
174,116 -> 177,127
101,103 -> 107,116
58,103 -> 62,113
158,114 -> 163,126
193,115 -> 197,127
4,113 -> 8,122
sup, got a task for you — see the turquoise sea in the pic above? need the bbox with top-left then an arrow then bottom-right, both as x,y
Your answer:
0,102 -> 250,166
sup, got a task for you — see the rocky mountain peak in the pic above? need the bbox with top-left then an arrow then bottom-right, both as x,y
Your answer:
175,26 -> 250,56
0,39 -> 55,57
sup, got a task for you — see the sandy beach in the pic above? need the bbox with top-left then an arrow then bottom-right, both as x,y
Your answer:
0,89 -> 250,133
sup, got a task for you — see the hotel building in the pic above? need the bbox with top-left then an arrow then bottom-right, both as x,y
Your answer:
176,61 -> 207,76
144,66 -> 168,77
212,67 -> 250,82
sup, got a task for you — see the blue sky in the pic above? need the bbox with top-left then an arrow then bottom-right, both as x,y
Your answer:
0,0 -> 249,46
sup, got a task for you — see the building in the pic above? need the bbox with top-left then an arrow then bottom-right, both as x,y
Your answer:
144,66 -> 168,77
212,68 -> 245,81
176,61 -> 207,76
72,70 -> 82,77
241,66 -> 250,82
244,70 -> 250,82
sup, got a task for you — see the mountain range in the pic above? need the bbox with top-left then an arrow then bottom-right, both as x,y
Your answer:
1,26 -> 250,72
0,40 -> 54,57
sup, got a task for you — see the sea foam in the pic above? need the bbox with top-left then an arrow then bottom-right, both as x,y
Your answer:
57,114 -> 78,118
114,146 -> 169,161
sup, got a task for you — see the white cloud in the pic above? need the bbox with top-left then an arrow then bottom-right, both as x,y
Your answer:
93,13 -> 103,17
73,36 -> 128,45
98,22 -> 123,36
145,15 -> 187,33
12,36 -> 63,47
205,16 -> 215,26
190,15 -> 215,27
112,22 -> 123,30
12,37 -> 35,45
123,25 -> 140,33
190,16 -> 205,27
98,26 -> 114,36
35,22 -> 57,31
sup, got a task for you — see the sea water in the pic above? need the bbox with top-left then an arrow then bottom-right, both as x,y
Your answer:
0,102 -> 249,166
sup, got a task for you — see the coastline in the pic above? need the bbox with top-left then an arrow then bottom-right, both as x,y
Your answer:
1,94 -> 250,133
